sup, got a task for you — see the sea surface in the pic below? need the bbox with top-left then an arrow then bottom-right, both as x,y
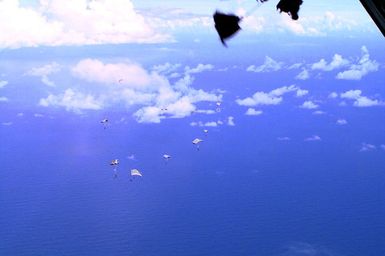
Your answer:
1,108 -> 384,256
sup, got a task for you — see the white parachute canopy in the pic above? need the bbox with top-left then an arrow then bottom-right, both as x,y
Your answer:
192,138 -> 203,145
110,159 -> 119,165
203,129 -> 208,133
101,118 -> 108,124
131,169 -> 142,177
163,154 -> 171,160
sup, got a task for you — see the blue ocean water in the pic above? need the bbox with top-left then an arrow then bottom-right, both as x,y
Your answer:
1,105 -> 385,256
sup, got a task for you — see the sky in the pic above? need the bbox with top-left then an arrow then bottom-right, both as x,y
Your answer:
0,1 -> 385,256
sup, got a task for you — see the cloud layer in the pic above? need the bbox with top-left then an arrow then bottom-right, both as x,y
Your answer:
39,59 -> 222,122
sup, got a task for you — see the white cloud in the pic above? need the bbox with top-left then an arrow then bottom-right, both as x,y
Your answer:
296,89 -> 309,97
312,110 -> 326,115
26,62 -> 60,87
2,122 -> 13,126
288,63 -> 303,70
300,101 -> 319,109
277,137 -> 290,141
0,0 -> 169,49
194,109 -> 216,115
236,92 -> 282,107
360,143 -> 376,152
340,89 -> 384,107
305,135 -> 321,141
328,92 -> 338,98
277,11 -> 364,36
190,120 -> 223,127
336,46 -> 379,80
185,64 -> 214,74
42,59 -> 222,122
246,56 -> 283,73
245,108 -> 263,116
311,54 -> 349,71
270,85 -> 298,96
336,119 -> 347,125
16,112 -> 24,117
0,96 -> 9,102
152,62 -> 181,76
227,116 -> 235,126
236,85 -> 302,107
295,69 -> 310,80
39,88 -> 103,113
34,113 -> 44,118
0,80 -> 8,88
72,58 -> 154,87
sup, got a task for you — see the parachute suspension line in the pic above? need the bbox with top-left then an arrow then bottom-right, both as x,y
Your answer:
243,1 -> 264,18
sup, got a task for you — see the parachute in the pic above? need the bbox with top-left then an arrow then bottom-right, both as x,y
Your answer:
110,159 -> 119,166
213,11 -> 242,47
192,138 -> 203,150
101,118 -> 109,129
131,169 -> 143,177
276,0 -> 303,20
110,159 -> 119,178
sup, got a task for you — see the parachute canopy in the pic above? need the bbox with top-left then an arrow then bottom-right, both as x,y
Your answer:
110,159 -> 119,165
131,169 -> 142,177
276,0 -> 303,20
163,154 -> 171,159
213,11 -> 242,46
192,138 -> 203,145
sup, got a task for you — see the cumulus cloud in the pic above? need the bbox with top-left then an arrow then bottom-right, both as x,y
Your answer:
296,89 -> 309,97
277,137 -> 290,141
26,62 -> 61,87
305,135 -> 321,141
0,0 -> 169,49
336,46 -> 379,80
277,11 -> 362,36
0,96 -> 9,102
328,92 -> 338,99
360,142 -> 376,152
190,120 -> 223,127
295,69 -> 310,80
2,122 -> 13,126
300,101 -> 319,109
0,80 -> 8,88
236,91 -> 282,107
152,62 -> 181,76
336,119 -> 347,125
236,85 -> 303,107
340,89 -> 384,107
185,64 -> 214,75
41,59 -> 222,122
311,54 -> 349,71
39,88 -> 103,113
245,108 -> 263,116
72,58 -> 154,87
246,56 -> 283,73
